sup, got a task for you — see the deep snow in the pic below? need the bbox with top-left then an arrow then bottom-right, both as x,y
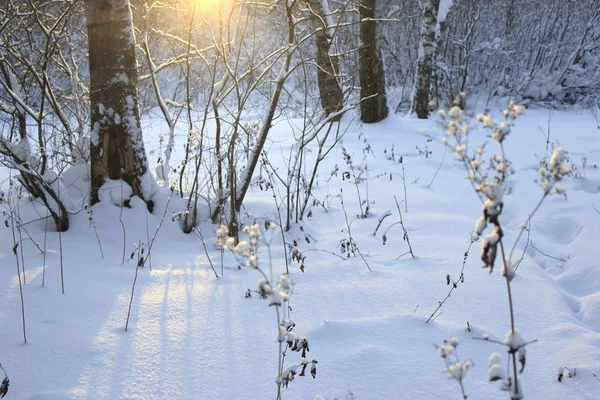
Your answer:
1,104 -> 600,400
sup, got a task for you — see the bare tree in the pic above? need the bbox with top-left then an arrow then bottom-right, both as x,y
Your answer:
85,0 -> 156,209
359,0 -> 388,123
309,0 -> 344,119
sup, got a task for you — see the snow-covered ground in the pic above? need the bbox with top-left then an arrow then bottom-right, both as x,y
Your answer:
1,105 -> 600,399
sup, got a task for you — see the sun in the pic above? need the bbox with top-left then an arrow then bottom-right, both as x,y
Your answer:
193,0 -> 233,20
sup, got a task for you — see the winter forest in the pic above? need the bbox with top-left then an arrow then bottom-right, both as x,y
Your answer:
1,0 -> 600,398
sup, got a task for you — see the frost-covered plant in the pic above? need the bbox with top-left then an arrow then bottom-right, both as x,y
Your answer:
2,179 -> 27,344
436,337 -> 472,399
378,196 -> 415,259
216,223 -> 317,399
341,142 -> 372,219
426,99 -> 572,399
557,366 -> 576,382
338,189 -> 371,271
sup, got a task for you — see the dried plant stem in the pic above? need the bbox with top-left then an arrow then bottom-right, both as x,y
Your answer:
530,241 -> 567,263
443,357 -> 468,399
124,243 -> 142,332
124,190 -> 174,331
428,145 -> 447,188
400,156 -> 408,212
339,189 -> 371,271
302,248 -> 346,260
427,237 -> 476,323
58,183 -> 64,294
16,201 -> 26,285
91,217 -> 104,259
145,207 -> 151,270
9,209 -> 27,344
499,236 -> 519,398
372,211 -> 391,236
194,228 -> 219,279
393,195 -> 415,258
42,210 -> 48,287
120,178 -> 126,265
274,192 -> 290,274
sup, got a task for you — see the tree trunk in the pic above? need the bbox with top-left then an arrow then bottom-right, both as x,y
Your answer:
85,0 -> 155,210
411,0 -> 440,119
310,0 -> 343,119
359,0 -> 388,123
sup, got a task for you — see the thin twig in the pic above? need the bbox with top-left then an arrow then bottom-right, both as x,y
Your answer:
339,189 -> 371,271
427,236 -> 476,323
119,177 -> 126,265
393,195 -> 415,258
400,156 -> 408,212
42,209 -> 48,287
530,241 -> 568,263
428,145 -> 447,188
194,228 -> 219,279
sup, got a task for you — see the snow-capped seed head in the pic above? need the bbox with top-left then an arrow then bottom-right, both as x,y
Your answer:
268,290 -> 289,307
555,186 -> 566,196
449,106 -> 463,119
278,275 -> 292,290
475,217 -> 487,236
281,318 -> 296,330
501,259 -> 515,281
448,120 -> 458,136
488,363 -> 505,382
285,331 -> 297,344
448,337 -> 459,347
224,237 -> 236,251
246,255 -> 259,268
217,225 -> 229,240
445,360 -> 473,381
234,241 -> 251,257
488,352 -> 502,368
518,346 -> 527,373
455,145 -> 466,160
257,279 -> 272,296
436,343 -> 455,359
548,147 -> 572,177
503,328 -> 526,350
437,109 -> 447,119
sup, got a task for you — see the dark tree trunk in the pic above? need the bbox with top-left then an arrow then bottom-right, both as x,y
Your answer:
411,0 -> 440,119
310,0 -> 343,119
85,0 -> 155,210
359,0 -> 388,123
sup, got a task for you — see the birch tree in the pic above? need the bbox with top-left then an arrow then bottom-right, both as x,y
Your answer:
411,0 -> 440,118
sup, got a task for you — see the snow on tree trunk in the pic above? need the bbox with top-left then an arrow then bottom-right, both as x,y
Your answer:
85,0 -> 156,210
310,0 -> 343,119
411,0 -> 440,119
359,0 -> 388,123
